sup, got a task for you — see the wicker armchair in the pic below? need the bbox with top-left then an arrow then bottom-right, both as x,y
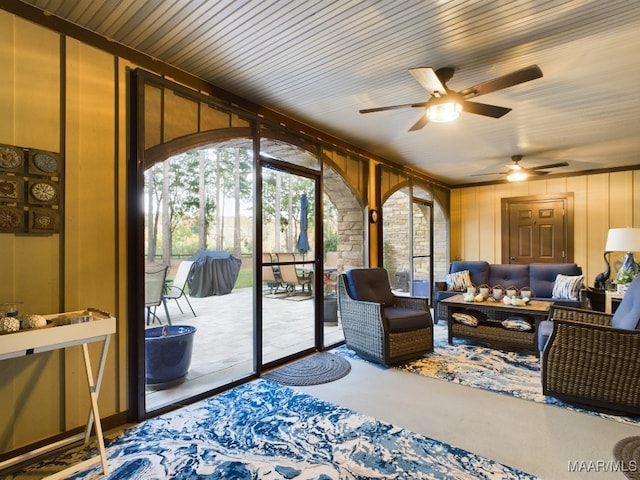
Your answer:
337,268 -> 434,366
541,276 -> 640,416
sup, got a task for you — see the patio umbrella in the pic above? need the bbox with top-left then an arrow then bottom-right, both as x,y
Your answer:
296,193 -> 310,258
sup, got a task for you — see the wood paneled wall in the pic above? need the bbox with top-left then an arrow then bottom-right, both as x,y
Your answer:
450,171 -> 640,285
0,12 -> 127,453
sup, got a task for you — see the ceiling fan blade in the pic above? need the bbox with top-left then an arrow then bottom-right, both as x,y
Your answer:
408,67 -> 447,95
462,100 -> 512,118
527,170 -> 551,176
471,171 -> 508,177
359,101 -> 429,114
528,162 -> 570,170
458,65 -> 543,98
408,112 -> 429,131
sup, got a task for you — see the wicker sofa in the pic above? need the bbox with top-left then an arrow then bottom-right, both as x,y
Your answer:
434,261 -> 584,323
337,268 -> 434,365
540,276 -> 640,416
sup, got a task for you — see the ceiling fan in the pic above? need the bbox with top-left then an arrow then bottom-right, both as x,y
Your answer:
474,155 -> 569,181
359,65 -> 543,131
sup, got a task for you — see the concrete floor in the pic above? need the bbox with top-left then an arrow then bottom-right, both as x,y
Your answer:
149,287 -> 639,479
9,284 -> 639,479
296,357 -> 640,479
146,286 -> 344,410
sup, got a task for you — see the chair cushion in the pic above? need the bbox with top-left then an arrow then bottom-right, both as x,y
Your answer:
345,268 -> 395,306
538,320 -> 553,351
612,276 -> 640,330
488,264 -> 529,290
383,306 -> 430,332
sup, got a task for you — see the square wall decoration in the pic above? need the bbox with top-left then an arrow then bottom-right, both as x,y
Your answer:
0,143 -> 62,235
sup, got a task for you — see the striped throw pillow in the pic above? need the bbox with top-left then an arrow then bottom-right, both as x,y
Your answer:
551,274 -> 584,300
445,270 -> 473,292
452,312 -> 479,327
502,317 -> 533,331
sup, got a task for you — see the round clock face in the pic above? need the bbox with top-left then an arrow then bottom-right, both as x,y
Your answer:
31,182 -> 57,202
33,152 -> 58,173
0,147 -> 21,169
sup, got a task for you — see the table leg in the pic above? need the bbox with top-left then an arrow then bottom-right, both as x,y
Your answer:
42,335 -> 112,479
80,338 -> 110,475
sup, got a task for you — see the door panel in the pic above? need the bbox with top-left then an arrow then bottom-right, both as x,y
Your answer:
505,198 -> 567,264
411,199 -> 433,300
261,167 -> 317,365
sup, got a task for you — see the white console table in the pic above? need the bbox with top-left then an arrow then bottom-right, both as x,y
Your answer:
0,312 -> 116,478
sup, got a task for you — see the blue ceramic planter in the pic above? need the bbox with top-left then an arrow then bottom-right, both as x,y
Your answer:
145,325 -> 196,388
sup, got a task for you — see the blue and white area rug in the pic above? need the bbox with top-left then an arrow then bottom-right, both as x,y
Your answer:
337,323 -> 640,426
13,379 -> 535,479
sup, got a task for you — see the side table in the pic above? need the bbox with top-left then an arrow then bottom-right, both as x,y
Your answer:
0,311 -> 116,478
605,290 -> 624,314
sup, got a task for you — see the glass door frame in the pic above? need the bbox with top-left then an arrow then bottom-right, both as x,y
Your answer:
257,156 -> 325,372
378,175 -> 435,301
410,197 -> 434,300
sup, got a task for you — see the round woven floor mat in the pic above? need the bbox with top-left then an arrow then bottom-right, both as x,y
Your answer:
613,436 -> 640,479
263,352 -> 351,386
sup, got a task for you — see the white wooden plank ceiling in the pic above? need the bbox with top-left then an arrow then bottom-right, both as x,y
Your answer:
16,0 -> 640,185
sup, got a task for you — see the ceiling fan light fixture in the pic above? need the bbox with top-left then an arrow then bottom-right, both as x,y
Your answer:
507,170 -> 528,182
426,101 -> 461,122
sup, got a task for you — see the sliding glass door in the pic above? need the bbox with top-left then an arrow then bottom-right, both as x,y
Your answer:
260,165 -> 318,365
411,194 -> 433,301
382,185 -> 433,300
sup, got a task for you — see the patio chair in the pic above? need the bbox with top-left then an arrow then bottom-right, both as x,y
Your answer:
163,260 -> 197,317
262,253 -> 284,294
337,268 -> 434,365
145,265 -> 171,325
540,276 -> 640,416
276,252 -> 312,295
324,252 -> 339,295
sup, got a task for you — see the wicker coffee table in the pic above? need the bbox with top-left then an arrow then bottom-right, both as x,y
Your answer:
441,294 -> 553,355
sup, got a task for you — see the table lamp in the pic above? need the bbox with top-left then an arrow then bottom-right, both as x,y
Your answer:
605,228 -> 640,283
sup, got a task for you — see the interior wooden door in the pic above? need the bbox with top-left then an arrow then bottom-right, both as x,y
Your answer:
502,194 -> 574,264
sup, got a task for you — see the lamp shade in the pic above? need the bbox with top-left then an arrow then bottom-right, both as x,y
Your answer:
605,228 -> 640,252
